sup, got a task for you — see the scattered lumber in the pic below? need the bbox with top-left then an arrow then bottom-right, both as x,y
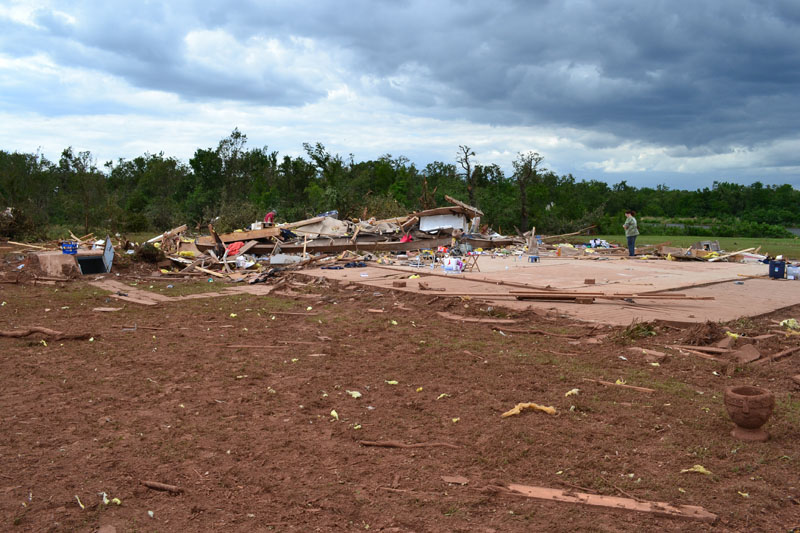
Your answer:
670,347 -> 727,363
147,225 -> 187,244
672,345 -> 731,354
194,266 -> 227,279
444,194 -> 484,216
0,327 -> 91,341
142,480 -> 183,494
505,483 -> 717,524
437,311 -> 517,324
7,241 -> 49,250
511,291 -> 714,301
490,326 -> 582,339
707,247 -> 756,262
752,345 -> 800,366
582,378 -> 655,393
625,347 -> 667,363
358,440 -> 460,449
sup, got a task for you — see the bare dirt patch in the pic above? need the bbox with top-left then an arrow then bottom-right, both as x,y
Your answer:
1,275 -> 799,532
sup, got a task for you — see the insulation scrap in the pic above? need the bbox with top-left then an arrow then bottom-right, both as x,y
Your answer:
681,464 -> 712,475
501,402 -> 557,418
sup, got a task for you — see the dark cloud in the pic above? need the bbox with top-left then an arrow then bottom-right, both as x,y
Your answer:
2,0 -> 800,179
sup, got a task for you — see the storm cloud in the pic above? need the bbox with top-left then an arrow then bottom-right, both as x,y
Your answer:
1,0 -> 799,187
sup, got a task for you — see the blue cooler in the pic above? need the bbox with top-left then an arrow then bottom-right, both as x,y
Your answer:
61,242 -> 78,255
769,260 -> 785,279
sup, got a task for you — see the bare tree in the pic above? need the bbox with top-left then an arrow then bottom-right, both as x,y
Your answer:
512,151 -> 545,232
456,145 -> 477,206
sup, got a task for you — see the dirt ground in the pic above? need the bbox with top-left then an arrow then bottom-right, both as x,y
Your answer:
1,271 -> 799,532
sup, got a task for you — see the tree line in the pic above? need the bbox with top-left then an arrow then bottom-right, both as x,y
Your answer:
1,129 -> 798,239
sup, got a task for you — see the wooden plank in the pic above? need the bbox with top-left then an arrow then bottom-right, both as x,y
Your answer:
491,326 -> 582,338
147,224 -> 188,243
194,266 -> 227,279
582,378 -> 655,393
752,345 -> 800,366
236,240 -> 260,255
437,311 -> 517,324
195,229 -> 280,246
207,225 -> 226,256
511,291 -> 714,301
7,240 -> 50,250
671,347 -> 727,363
279,216 -> 327,230
195,236 -> 454,255
110,294 -> 159,306
444,194 -> 484,216
672,345 -> 731,354
506,484 -> 717,524
707,247 -> 756,262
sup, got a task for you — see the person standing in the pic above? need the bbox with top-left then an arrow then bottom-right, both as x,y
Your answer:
623,210 -> 639,257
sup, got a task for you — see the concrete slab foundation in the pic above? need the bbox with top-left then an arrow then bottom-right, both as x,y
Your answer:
305,256 -> 800,325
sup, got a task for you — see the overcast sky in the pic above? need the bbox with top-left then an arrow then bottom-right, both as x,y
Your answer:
1,0 -> 799,189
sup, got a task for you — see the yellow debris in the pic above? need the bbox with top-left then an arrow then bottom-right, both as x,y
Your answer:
681,464 -> 712,475
501,402 -> 557,418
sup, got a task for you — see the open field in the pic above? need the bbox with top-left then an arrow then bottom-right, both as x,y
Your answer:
584,235 -> 800,260
1,272 -> 800,532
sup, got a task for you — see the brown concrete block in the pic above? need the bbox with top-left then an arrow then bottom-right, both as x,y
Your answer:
732,343 -> 761,364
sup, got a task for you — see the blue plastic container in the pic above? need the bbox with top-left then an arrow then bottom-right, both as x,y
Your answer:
61,242 -> 78,255
769,260 -> 786,279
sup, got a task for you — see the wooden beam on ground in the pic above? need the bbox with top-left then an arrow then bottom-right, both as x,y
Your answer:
511,291 -> 714,301
752,345 -> 800,365
368,264 -> 555,291
437,311 -> 517,324
491,326 -> 582,338
670,347 -> 727,363
506,483 -> 717,524
582,378 -> 655,393
672,345 -> 731,354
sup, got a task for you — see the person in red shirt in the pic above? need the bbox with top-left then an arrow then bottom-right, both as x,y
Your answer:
264,210 -> 276,225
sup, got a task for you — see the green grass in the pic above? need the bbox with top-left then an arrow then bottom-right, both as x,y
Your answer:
134,279 -> 227,296
581,234 -> 800,259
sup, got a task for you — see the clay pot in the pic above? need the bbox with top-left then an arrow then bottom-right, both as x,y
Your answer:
724,385 -> 775,442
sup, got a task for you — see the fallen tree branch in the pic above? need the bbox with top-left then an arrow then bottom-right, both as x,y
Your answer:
0,327 -> 91,341
358,440 -> 461,450
142,480 -> 183,494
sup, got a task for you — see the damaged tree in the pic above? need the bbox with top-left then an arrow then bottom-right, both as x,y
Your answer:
513,151 -> 545,232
